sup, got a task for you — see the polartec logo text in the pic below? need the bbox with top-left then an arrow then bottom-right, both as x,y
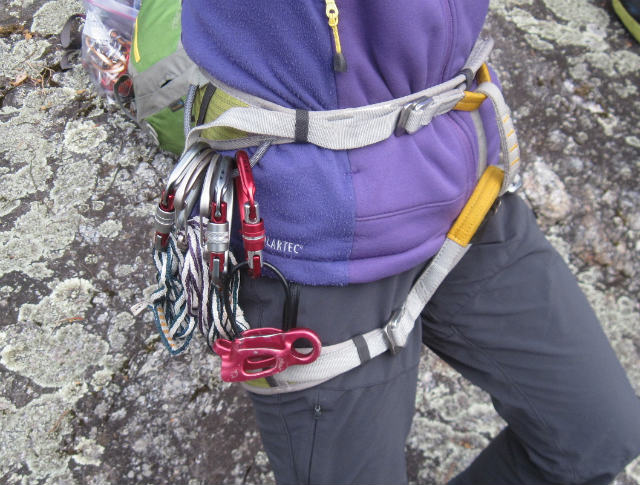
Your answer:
266,236 -> 303,255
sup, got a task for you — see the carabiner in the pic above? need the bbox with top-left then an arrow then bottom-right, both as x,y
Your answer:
213,260 -> 321,382
174,148 -> 214,230
206,156 -> 235,287
234,150 -> 265,278
153,143 -> 210,250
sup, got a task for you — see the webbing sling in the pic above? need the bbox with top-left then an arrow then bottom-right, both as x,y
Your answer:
184,38 -> 495,152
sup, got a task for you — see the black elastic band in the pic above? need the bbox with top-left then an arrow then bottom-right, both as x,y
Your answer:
196,83 -> 217,126
265,376 -> 278,387
294,109 -> 309,143
458,68 -> 475,90
353,335 -> 371,363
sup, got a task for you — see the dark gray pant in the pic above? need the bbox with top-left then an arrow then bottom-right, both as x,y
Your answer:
239,194 -> 640,485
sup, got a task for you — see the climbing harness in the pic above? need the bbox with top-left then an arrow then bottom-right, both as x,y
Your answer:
136,35 -> 523,392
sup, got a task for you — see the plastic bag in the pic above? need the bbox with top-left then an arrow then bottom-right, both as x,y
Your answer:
81,0 -> 139,100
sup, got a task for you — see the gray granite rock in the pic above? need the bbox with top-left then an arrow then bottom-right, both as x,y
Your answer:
1,1 -> 638,484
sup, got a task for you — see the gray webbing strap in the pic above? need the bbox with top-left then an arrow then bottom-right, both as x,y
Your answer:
475,82 -> 521,194
243,239 -> 470,395
185,38 -> 494,152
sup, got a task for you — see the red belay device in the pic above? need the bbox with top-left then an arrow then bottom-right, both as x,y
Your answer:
140,145 -> 322,382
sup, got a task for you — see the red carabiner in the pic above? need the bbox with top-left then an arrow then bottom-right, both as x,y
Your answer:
235,150 -> 257,219
234,150 -> 265,278
213,327 -> 322,382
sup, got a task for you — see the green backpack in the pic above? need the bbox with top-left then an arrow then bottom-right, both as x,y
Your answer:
73,0 -> 202,154
125,0 -> 202,154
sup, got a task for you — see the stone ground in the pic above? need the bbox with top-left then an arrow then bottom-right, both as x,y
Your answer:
1,0 -> 639,484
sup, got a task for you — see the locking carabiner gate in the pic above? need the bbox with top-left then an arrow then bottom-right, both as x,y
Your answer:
234,150 -> 265,278
207,156 -> 235,287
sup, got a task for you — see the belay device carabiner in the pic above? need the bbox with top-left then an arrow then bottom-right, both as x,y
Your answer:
213,153 -> 322,382
213,261 -> 322,382
234,150 -> 266,279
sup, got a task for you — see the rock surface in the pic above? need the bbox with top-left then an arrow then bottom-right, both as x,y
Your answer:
1,1 -> 639,484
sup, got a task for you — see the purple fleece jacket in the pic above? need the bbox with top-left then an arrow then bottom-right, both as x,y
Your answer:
181,0 -> 500,285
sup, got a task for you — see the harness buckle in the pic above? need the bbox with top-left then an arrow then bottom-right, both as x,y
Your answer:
213,327 -> 322,382
395,97 -> 434,136
506,173 -> 523,193
383,309 -> 405,355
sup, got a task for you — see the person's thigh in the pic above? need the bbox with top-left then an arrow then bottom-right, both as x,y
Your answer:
249,365 -> 419,485
422,193 -> 640,484
239,262 -> 426,485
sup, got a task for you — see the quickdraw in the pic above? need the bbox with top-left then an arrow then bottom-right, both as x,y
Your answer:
140,143 -> 322,381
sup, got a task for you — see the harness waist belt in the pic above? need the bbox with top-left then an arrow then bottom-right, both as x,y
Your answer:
185,38 -> 495,152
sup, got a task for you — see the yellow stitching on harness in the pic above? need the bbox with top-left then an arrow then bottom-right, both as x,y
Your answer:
447,165 -> 503,246
509,143 -> 519,153
511,156 -> 520,166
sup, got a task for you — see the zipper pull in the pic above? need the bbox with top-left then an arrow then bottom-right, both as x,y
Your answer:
325,0 -> 347,72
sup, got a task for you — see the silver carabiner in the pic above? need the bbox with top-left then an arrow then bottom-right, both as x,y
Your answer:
206,156 -> 235,286
212,155 -> 235,222
198,152 -> 221,245
199,153 -> 221,220
174,148 -> 215,230
163,142 -> 209,205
